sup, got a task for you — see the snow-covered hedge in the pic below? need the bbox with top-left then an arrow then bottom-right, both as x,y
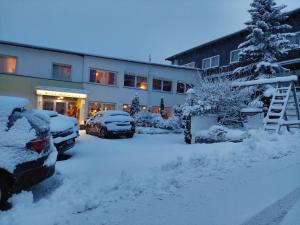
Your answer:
195,125 -> 248,144
135,112 -> 181,131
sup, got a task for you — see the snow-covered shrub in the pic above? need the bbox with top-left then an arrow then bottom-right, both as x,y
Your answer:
130,94 -> 140,117
234,0 -> 298,79
135,111 -> 181,131
195,125 -> 248,144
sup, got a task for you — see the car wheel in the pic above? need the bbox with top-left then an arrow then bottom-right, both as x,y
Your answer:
126,133 -> 134,138
100,127 -> 108,138
0,177 -> 11,210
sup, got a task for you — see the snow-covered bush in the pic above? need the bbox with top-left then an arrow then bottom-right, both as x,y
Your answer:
234,0 -> 298,79
135,112 -> 181,131
195,125 -> 248,144
130,94 -> 140,117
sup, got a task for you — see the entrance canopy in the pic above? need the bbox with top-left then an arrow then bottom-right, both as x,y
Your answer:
35,86 -> 88,99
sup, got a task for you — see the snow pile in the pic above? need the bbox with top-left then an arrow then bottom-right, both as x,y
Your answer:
0,117 -> 38,172
136,112 -> 181,131
195,125 -> 248,143
0,96 -> 28,130
136,127 -> 181,135
0,131 -> 300,225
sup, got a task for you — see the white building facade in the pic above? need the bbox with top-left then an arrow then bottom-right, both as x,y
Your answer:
0,41 -> 198,124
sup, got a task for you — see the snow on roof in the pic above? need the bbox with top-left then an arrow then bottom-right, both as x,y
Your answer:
0,96 -> 29,130
232,75 -> 298,87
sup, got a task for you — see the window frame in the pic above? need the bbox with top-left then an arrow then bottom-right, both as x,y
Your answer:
230,49 -> 241,64
152,77 -> 173,93
52,63 -> 72,81
123,73 -> 148,90
202,55 -> 220,69
0,54 -> 17,74
89,68 -> 118,86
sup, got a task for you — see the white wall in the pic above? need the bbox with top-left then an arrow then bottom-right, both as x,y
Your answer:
0,44 -> 83,82
83,56 -> 198,117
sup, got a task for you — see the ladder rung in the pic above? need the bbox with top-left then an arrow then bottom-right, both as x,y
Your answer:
273,100 -> 285,103
270,105 -> 284,110
277,87 -> 289,90
268,112 -> 282,117
274,93 -> 288,97
265,119 -> 279,123
264,126 -> 278,130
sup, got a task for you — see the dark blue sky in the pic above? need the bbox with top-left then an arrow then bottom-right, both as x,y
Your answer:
0,0 -> 299,63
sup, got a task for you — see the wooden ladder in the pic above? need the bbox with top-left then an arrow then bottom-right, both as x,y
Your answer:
264,81 -> 300,133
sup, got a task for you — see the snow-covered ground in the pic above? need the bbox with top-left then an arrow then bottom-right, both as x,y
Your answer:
1,130 -> 300,225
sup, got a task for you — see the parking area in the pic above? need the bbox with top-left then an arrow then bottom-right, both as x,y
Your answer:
1,131 -> 300,225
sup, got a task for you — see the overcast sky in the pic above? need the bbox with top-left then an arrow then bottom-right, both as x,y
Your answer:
0,0 -> 299,63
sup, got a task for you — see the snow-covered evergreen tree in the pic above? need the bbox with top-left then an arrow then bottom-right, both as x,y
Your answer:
160,97 -> 165,117
130,93 -> 140,117
235,0 -> 297,79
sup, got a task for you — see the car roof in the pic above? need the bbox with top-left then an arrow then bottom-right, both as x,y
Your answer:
33,109 -> 58,117
100,110 -> 130,116
0,96 -> 29,130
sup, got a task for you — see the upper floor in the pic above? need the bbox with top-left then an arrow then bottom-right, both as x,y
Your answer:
166,8 -> 300,77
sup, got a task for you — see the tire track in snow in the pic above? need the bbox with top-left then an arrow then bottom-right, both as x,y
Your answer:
241,186 -> 300,225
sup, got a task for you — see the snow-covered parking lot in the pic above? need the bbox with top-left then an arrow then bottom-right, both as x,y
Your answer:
1,131 -> 300,225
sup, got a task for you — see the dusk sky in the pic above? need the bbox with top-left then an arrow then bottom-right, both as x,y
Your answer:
0,0 -> 299,63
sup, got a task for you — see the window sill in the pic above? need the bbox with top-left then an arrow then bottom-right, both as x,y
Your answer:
152,90 -> 173,94
123,86 -> 148,91
87,82 -> 118,88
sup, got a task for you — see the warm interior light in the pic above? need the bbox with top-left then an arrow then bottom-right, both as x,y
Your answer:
57,96 -> 64,100
123,104 -> 128,109
36,90 -> 87,99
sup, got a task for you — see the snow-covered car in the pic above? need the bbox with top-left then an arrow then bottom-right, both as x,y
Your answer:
68,116 -> 80,138
0,96 -> 56,209
34,110 -> 78,154
86,110 -> 135,138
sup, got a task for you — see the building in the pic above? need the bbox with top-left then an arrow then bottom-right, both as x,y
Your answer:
0,41 -> 198,125
166,8 -> 300,86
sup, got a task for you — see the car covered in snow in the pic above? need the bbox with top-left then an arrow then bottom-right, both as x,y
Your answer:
34,110 -> 78,154
86,110 -> 135,138
0,96 -> 57,209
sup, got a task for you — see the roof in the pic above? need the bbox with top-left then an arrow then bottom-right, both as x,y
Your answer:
166,7 -> 300,61
0,40 -> 198,71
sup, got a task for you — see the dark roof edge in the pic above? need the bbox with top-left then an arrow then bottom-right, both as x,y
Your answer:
0,40 -> 199,71
166,7 -> 300,61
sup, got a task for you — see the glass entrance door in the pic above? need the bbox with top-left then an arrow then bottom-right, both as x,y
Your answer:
55,101 -> 67,115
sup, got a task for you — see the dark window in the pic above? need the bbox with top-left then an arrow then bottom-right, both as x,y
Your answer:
124,74 -> 135,87
163,80 -> 172,92
186,83 -> 193,91
153,79 -> 162,90
177,82 -> 185,93
53,64 -> 71,81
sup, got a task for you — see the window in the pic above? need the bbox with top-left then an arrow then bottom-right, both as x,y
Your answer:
153,79 -> 162,90
88,102 -> 101,117
89,69 -> 117,85
123,104 -> 147,112
230,49 -> 241,64
152,78 -> 172,92
152,106 -> 172,118
202,55 -> 220,69
102,103 -> 116,111
176,81 -> 193,94
0,55 -> 16,73
152,106 -> 160,114
53,64 -> 71,81
124,73 -> 148,90
177,82 -> 185,94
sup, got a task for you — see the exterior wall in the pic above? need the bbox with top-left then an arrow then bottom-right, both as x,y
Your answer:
169,9 -> 300,73
0,44 -> 83,82
0,73 -> 83,109
83,56 -> 198,118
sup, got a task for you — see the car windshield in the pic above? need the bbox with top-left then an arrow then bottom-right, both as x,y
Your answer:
109,114 -> 129,117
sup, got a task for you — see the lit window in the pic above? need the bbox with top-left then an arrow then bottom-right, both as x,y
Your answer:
153,78 -> 172,92
88,102 -> 101,117
123,104 -> 130,113
124,73 -> 148,90
102,103 -> 116,111
0,55 -> 16,73
230,49 -> 241,64
152,106 -> 160,114
90,69 -> 117,85
202,55 -> 220,69
53,64 -> 71,81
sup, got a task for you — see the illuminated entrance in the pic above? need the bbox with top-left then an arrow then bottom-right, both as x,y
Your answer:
36,86 -> 88,124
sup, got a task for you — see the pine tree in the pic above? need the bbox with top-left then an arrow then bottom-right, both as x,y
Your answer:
236,0 -> 297,79
130,93 -> 140,117
160,97 -> 165,117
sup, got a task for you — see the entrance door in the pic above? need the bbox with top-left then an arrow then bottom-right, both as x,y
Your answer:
55,101 -> 67,115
